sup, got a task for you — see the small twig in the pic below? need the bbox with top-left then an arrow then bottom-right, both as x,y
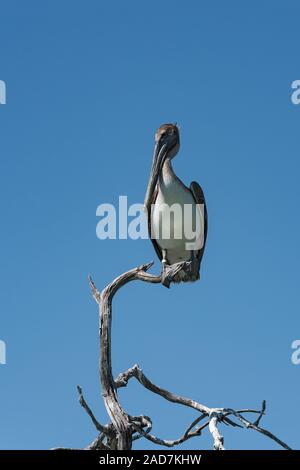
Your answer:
253,400 -> 266,427
88,275 -> 102,304
184,414 -> 207,436
77,385 -> 113,437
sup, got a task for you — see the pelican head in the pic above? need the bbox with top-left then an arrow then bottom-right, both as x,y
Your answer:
144,123 -> 180,209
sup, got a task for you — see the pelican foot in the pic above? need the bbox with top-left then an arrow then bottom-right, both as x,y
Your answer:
161,261 -> 191,288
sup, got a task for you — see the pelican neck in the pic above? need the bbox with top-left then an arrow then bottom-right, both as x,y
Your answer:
159,159 -> 176,188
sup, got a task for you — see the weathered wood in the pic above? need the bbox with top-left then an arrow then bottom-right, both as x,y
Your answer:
82,262 -> 292,450
89,262 -> 182,449
209,412 -> 225,450
55,262 -> 291,450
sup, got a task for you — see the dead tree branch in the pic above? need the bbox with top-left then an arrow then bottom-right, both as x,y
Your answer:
70,261 -> 292,450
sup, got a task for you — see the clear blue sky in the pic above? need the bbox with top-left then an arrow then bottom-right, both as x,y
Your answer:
0,0 -> 299,450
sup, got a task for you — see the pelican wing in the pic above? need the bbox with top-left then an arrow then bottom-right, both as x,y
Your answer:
146,186 -> 163,261
189,181 -> 208,262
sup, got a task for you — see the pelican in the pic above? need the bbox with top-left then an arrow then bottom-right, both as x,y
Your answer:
144,124 -> 208,287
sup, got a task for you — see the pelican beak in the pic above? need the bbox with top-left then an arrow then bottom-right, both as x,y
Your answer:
144,140 -> 168,210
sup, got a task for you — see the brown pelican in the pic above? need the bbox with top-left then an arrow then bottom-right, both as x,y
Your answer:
144,124 -> 207,287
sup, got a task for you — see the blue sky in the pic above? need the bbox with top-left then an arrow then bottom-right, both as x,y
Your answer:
0,0 -> 299,450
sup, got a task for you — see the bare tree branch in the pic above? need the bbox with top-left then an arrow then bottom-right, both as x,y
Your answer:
209,412 -> 225,450
87,262 -> 189,450
64,262 -> 292,451
221,408 -> 291,450
115,363 -> 210,414
130,418 -> 209,448
76,385 -> 113,437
